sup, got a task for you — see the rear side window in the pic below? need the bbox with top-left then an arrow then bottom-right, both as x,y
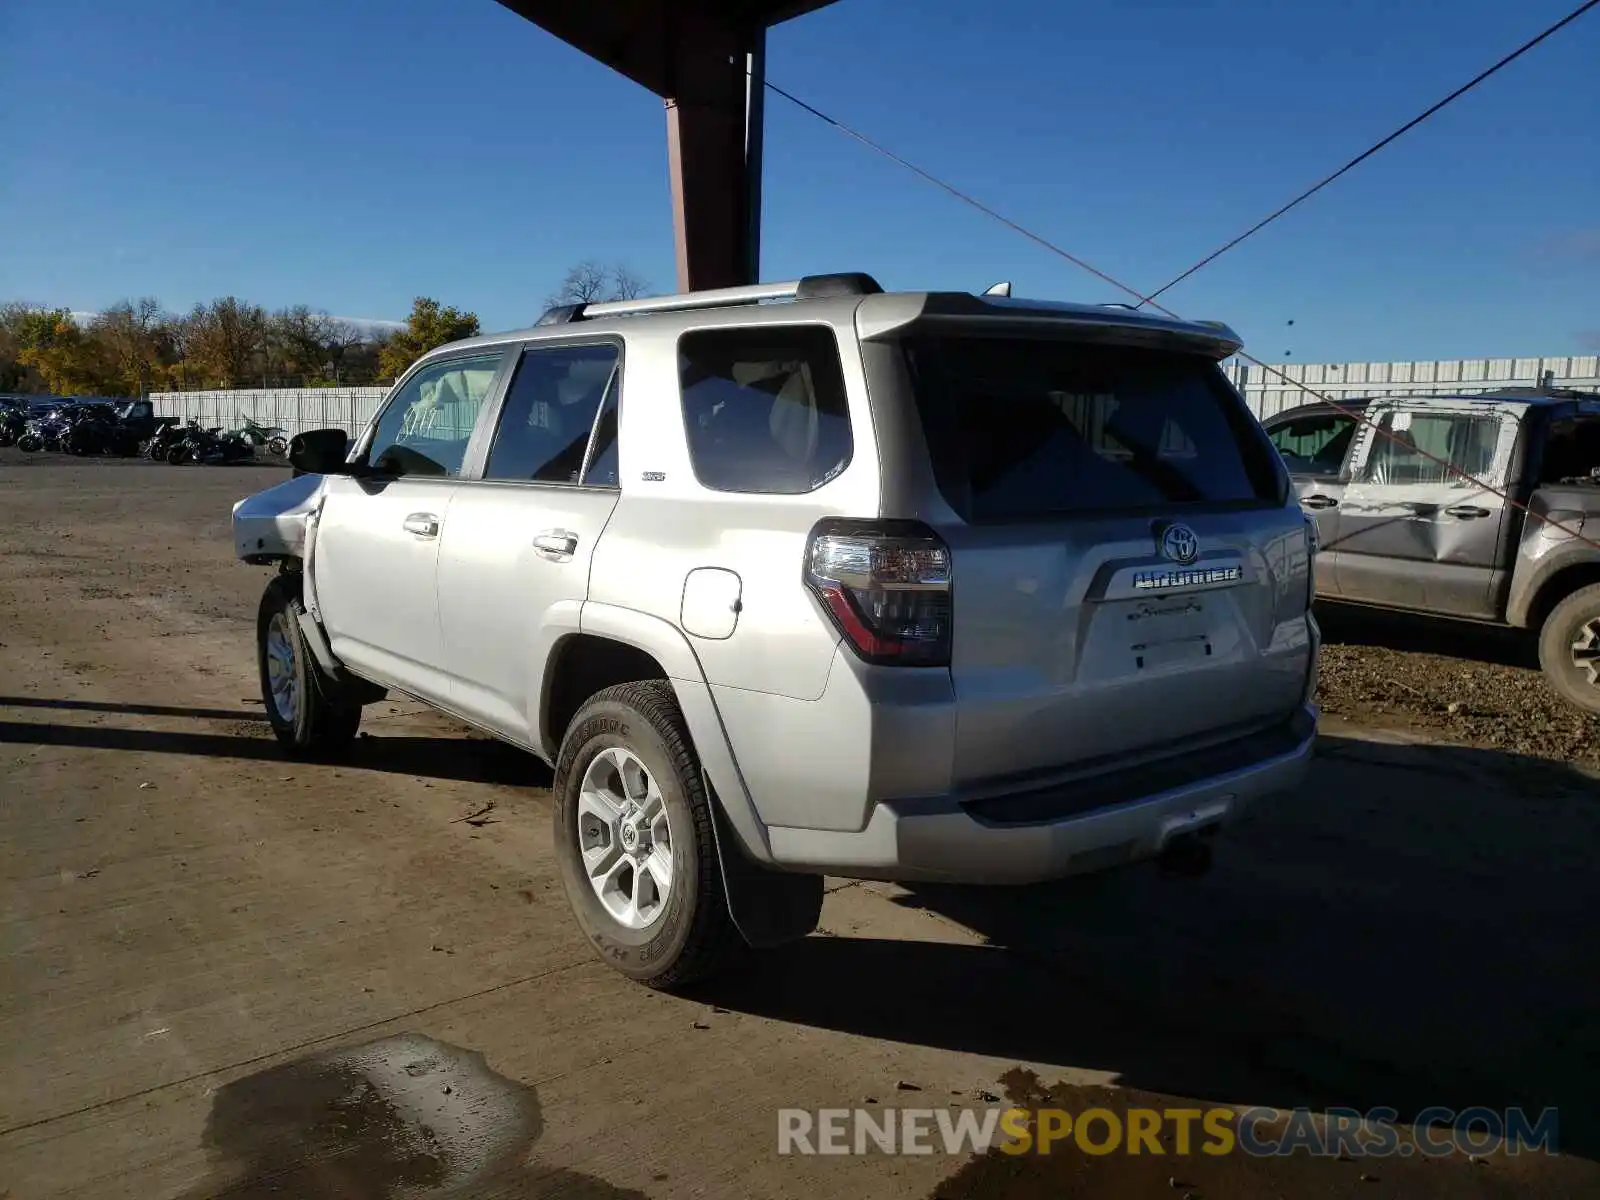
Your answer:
678,326 -> 853,494
905,337 -> 1280,521
484,343 -> 619,485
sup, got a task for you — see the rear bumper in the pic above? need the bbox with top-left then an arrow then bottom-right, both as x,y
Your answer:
764,703 -> 1317,884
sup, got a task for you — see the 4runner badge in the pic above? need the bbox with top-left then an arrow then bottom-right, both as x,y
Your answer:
1135,522 -> 1241,591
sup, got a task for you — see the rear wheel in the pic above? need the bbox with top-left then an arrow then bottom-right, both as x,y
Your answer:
267,435 -> 289,457
552,681 -> 744,989
257,574 -> 362,756
1538,583 -> 1600,716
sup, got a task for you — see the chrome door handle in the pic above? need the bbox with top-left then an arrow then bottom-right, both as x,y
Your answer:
403,512 -> 441,537
533,529 -> 579,560
1445,505 -> 1490,519
1302,494 -> 1338,510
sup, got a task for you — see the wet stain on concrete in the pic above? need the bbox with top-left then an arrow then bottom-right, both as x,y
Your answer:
181,1032 -> 648,1199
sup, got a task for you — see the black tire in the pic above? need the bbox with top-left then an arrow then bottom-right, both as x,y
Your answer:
552,681 -> 744,989
257,574 -> 362,757
17,434 -> 41,453
166,445 -> 187,465
1538,583 -> 1600,716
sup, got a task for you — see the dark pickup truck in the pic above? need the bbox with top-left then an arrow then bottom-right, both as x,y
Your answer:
1263,387 -> 1600,714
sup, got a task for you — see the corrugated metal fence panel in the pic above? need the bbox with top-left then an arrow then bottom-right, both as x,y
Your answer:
152,357 -> 1600,434
149,388 -> 389,438
1228,355 -> 1600,420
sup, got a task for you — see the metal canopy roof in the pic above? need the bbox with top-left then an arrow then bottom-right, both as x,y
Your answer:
494,1 -> 837,96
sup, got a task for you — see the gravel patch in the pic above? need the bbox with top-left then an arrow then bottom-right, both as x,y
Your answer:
1315,604 -> 1600,768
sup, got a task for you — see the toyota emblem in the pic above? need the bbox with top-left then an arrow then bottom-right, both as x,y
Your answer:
1158,522 -> 1200,565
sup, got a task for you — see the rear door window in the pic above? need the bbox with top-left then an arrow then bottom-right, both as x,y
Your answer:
905,337 -> 1280,522
483,343 -> 619,485
678,326 -> 853,494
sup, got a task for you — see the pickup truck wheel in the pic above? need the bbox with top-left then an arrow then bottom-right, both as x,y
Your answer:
1538,583 -> 1600,715
257,575 -> 362,757
553,681 -> 744,989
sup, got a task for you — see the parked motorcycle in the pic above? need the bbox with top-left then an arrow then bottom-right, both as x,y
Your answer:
142,422 -> 186,461
167,422 -> 255,465
0,406 -> 26,447
237,418 -> 290,457
18,413 -> 71,453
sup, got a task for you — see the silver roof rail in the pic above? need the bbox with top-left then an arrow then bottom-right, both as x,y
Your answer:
537,272 -> 883,326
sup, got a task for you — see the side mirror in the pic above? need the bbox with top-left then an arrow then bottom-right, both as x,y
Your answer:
288,428 -> 351,475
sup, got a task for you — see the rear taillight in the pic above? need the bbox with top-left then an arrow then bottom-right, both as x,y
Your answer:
804,519 -> 953,667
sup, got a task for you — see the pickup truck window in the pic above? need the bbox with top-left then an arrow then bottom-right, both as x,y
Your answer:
1267,411 -> 1356,476
1539,416 -> 1600,484
367,353 -> 504,477
484,344 -> 619,485
1357,410 -> 1500,487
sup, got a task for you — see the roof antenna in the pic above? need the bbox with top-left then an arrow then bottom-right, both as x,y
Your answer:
982,281 -> 1011,297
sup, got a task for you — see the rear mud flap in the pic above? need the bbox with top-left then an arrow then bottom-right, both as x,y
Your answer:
706,777 -> 823,949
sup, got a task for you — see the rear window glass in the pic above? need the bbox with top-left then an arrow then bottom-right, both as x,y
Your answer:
904,337 -> 1280,521
678,326 -> 853,494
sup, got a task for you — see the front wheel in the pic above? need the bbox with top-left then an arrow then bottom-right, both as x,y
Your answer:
17,434 -> 41,453
267,435 -> 288,457
553,681 -> 745,989
257,574 -> 362,757
1538,583 -> 1600,716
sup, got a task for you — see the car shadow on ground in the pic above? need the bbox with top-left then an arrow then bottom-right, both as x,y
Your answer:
0,716 -> 552,788
0,695 -> 265,722
1315,601 -> 1539,669
695,734 -> 1600,1161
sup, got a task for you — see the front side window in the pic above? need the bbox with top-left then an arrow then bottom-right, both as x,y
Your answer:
678,326 -> 853,494
1357,410 -> 1502,487
483,343 -> 619,484
906,337 -> 1280,522
1268,411 -> 1357,476
365,353 -> 503,477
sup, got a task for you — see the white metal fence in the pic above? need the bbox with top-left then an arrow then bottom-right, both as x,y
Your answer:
1221,354 -> 1600,419
151,354 -> 1600,438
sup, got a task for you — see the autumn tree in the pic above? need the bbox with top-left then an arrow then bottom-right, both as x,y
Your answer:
544,261 -> 650,312
93,298 -> 172,397
186,297 -> 268,387
8,306 -> 118,395
377,297 -> 480,380
268,305 -> 336,382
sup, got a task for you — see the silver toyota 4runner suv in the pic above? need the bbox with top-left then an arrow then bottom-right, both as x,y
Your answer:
232,273 -> 1320,987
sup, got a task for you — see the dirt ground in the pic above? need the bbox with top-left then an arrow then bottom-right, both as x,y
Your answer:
2,449 -> 1598,1200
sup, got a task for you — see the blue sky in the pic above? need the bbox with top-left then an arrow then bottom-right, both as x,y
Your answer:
2,0 -> 1596,362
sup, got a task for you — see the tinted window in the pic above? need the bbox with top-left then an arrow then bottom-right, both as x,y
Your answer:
485,344 -> 618,484
678,326 -> 853,494
1358,410 -> 1501,486
366,353 -> 503,477
1540,416 -> 1600,483
905,337 -> 1279,521
1268,411 -> 1357,475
